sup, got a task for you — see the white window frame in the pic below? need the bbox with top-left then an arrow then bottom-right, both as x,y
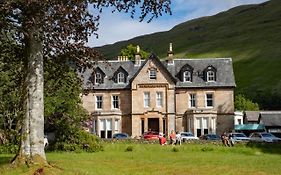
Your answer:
149,69 -> 156,80
205,93 -> 214,108
189,93 -> 196,108
117,72 -> 125,84
144,92 -> 150,107
156,92 -> 163,107
112,95 -> 120,109
95,95 -> 103,110
207,71 -> 215,82
183,71 -> 192,82
95,73 -> 102,84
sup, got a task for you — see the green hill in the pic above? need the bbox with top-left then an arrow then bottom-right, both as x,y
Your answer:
96,0 -> 281,109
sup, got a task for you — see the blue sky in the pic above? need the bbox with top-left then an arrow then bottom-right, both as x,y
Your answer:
88,0 -> 267,47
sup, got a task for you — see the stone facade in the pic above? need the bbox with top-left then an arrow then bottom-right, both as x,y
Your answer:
80,47 -> 235,138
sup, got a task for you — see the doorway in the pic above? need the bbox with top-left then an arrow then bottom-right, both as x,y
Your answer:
148,118 -> 159,132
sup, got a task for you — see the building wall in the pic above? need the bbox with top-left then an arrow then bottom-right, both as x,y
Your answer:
130,59 -> 176,137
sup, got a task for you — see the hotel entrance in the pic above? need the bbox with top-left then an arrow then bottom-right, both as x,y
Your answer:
148,118 -> 159,132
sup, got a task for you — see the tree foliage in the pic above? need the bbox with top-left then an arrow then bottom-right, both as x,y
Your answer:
120,44 -> 149,60
235,94 -> 259,111
0,0 -> 171,164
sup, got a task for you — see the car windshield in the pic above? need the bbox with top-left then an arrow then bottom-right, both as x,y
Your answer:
261,133 -> 274,137
181,133 -> 193,137
233,133 -> 246,137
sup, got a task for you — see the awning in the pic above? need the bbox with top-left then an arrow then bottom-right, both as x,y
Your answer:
235,124 -> 265,131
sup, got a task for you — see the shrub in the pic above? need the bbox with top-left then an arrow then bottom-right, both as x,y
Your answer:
0,144 -> 18,154
172,147 -> 179,152
50,130 -> 103,152
201,147 -> 214,152
125,145 -> 134,152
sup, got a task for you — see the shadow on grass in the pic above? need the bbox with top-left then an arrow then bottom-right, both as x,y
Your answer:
0,155 -> 13,166
246,142 -> 281,155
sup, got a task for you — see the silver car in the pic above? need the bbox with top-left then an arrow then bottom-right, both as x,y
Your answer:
249,132 -> 281,143
231,133 -> 249,142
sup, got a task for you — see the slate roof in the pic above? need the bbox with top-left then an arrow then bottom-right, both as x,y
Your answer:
244,111 -> 260,122
79,54 -> 236,90
259,111 -> 281,127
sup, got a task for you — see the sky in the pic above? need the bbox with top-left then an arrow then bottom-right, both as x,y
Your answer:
88,0 -> 267,47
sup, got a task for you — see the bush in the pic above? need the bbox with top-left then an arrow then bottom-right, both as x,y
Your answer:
201,147 -> 214,152
172,147 -> 179,152
0,144 -> 18,154
125,146 -> 134,152
50,130 -> 103,152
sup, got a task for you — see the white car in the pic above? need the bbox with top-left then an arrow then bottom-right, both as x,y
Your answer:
180,132 -> 199,142
231,133 -> 249,142
249,132 -> 281,143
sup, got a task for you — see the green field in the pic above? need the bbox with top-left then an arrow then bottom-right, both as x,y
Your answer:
96,0 -> 281,109
1,142 -> 281,175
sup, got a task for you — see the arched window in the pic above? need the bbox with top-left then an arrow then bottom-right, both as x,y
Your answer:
207,71 -> 215,82
95,73 -> 102,84
183,71 -> 192,82
117,72 -> 125,83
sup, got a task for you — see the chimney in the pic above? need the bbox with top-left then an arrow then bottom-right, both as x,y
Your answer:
135,45 -> 141,66
167,43 -> 174,64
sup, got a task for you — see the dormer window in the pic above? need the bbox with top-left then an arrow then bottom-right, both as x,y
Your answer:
117,72 -> 125,84
183,71 -> 192,82
207,71 -> 215,82
113,66 -> 128,84
92,67 -> 105,85
149,69 -> 156,80
178,64 -> 193,83
95,73 -> 102,84
204,65 -> 217,82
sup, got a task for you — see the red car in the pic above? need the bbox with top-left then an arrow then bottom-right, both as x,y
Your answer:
143,131 -> 159,140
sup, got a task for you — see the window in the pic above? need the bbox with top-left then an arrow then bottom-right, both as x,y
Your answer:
115,119 -> 119,132
112,95 -> 119,109
156,92 -> 163,107
144,92 -> 150,107
183,71 -> 192,82
95,73 -> 102,84
189,94 -> 196,108
96,95 -> 103,109
206,93 -> 214,107
117,72 -> 125,83
196,117 -> 209,137
207,71 -> 215,82
149,69 -> 156,80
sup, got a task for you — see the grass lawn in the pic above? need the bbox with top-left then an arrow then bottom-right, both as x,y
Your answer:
1,142 -> 281,175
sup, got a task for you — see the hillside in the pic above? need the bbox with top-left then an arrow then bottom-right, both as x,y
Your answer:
96,0 -> 281,109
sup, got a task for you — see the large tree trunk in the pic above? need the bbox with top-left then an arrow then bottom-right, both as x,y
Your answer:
15,26 -> 46,165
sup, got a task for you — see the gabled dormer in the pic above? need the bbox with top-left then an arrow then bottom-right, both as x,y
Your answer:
178,64 -> 194,82
204,65 -> 217,82
92,67 -> 105,85
113,66 -> 129,84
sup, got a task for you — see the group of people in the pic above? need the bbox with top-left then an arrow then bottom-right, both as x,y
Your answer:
221,132 -> 234,147
158,130 -> 181,146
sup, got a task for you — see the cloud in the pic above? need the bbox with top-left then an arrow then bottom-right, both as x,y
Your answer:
88,0 -> 268,47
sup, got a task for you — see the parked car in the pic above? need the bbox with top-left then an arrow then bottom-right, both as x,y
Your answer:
112,133 -> 129,139
200,134 -> 221,141
231,133 -> 249,142
249,132 -> 281,143
180,132 -> 199,142
143,131 -> 159,140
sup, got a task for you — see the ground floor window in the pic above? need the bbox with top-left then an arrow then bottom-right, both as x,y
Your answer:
195,117 -> 215,137
98,118 -> 120,138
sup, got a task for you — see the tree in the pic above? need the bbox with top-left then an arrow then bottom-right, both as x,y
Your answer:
235,94 -> 259,111
0,0 -> 171,165
120,44 -> 149,60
